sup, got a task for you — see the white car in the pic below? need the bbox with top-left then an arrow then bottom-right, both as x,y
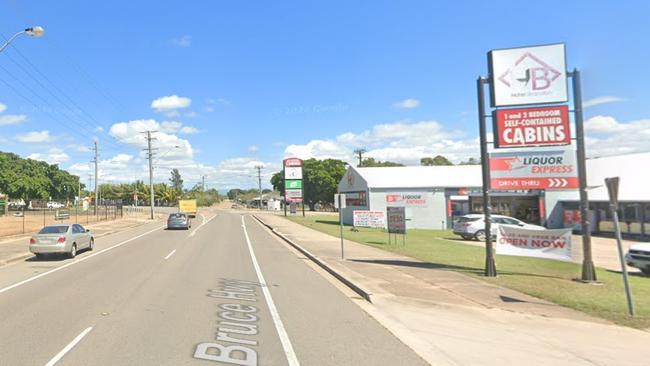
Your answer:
453,214 -> 545,241
47,201 -> 65,209
625,243 -> 650,275
29,224 -> 94,259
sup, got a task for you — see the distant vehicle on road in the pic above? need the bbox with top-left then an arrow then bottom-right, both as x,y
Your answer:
29,224 -> 94,259
178,199 -> 197,218
625,244 -> 650,275
453,214 -> 545,241
167,213 -> 191,230
46,201 -> 64,209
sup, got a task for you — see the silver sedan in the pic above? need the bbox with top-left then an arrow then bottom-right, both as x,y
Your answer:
29,224 -> 94,259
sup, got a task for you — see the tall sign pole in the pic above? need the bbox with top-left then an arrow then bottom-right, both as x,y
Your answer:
283,166 -> 287,217
477,76 -> 496,277
571,69 -> 596,282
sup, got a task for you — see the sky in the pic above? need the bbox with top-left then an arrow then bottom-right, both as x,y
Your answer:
0,0 -> 649,190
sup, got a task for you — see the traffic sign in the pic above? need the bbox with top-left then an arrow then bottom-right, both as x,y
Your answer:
493,105 -> 570,148
489,43 -> 568,107
489,150 -> 578,190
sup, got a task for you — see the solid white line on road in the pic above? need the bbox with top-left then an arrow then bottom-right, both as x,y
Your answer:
164,249 -> 177,260
241,215 -> 301,366
44,326 -> 93,366
0,225 -> 164,296
189,214 -> 217,238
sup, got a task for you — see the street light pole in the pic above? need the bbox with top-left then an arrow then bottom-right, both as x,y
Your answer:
255,165 -> 263,211
0,27 -> 45,53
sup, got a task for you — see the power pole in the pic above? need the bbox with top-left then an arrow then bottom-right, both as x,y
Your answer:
93,141 -> 99,215
202,175 -> 206,191
353,148 -> 366,166
78,179 -> 81,207
143,131 -> 158,220
255,165 -> 263,210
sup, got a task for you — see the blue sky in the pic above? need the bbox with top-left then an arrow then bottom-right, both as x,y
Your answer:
1,1 -> 649,189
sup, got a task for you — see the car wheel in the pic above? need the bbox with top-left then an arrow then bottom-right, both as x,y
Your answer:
88,238 -> 94,251
69,244 -> 77,259
474,230 -> 486,241
35,253 -> 45,260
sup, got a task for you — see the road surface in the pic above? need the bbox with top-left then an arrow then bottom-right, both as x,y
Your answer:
0,210 -> 426,366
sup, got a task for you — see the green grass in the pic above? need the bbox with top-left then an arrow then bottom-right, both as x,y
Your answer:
288,214 -> 650,329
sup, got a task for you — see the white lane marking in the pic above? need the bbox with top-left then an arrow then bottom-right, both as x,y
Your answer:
164,249 -> 177,260
44,326 -> 93,366
0,225 -> 164,296
241,215 -> 300,366
189,214 -> 217,238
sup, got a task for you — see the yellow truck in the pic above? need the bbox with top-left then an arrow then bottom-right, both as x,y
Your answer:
178,199 -> 197,218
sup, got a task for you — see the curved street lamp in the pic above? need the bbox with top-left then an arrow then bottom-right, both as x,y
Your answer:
0,26 -> 45,53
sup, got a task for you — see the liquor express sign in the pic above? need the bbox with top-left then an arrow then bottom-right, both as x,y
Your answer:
490,149 -> 578,190
493,105 -> 570,148
489,43 -> 568,107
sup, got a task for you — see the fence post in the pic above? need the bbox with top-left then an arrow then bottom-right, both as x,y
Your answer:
22,205 -> 25,233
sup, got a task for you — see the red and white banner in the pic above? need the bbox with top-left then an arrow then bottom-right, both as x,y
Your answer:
490,150 -> 578,190
494,105 -> 570,148
496,225 -> 572,261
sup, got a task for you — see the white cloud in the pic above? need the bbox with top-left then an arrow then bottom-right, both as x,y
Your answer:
160,121 -> 183,133
16,130 -> 52,143
0,114 -> 27,126
583,115 -> 650,157
94,126 -> 104,133
393,98 -> 420,109
583,96 -> 625,108
214,157 -> 279,189
185,111 -> 198,118
284,120 -> 478,165
248,145 -> 258,153
179,126 -> 199,134
170,35 -> 192,48
0,103 -> 6,113
28,148 -> 69,164
151,95 -> 192,112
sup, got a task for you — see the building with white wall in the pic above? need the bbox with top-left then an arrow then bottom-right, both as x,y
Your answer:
338,152 -> 650,238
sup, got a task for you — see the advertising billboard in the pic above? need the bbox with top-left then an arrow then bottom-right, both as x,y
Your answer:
493,105 -> 570,148
489,43 -> 567,107
490,149 -> 578,190
496,225 -> 572,261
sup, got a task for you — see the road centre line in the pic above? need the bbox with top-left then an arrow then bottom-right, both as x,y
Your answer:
189,214 -> 217,238
44,326 -> 93,366
0,225 -> 164,296
241,215 -> 301,366
164,249 -> 177,260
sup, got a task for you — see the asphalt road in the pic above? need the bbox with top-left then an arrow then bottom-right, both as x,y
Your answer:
0,210 -> 427,366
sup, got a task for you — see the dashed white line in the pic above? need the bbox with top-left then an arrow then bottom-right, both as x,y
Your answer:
44,326 -> 93,366
0,225 -> 164,296
241,215 -> 301,366
164,249 -> 177,260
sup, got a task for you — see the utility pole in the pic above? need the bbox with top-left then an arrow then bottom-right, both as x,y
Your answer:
78,179 -> 81,207
353,148 -> 366,167
202,175 -> 206,191
255,165 -> 263,211
143,131 -> 158,220
93,141 -> 99,215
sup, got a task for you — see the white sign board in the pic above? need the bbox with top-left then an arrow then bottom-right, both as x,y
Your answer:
334,193 -> 346,209
353,210 -> 385,228
489,43 -> 567,107
496,225 -> 572,261
285,166 -> 302,180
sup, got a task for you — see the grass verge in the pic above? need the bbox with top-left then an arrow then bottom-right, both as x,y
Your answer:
288,214 -> 650,329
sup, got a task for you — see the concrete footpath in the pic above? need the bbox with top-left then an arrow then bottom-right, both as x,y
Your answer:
255,212 -> 650,366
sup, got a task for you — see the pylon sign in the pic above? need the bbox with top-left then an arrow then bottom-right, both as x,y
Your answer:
489,43 -> 567,107
283,158 -> 303,203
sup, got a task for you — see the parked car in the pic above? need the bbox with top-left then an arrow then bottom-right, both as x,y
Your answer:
29,224 -> 94,259
167,213 -> 191,230
46,201 -> 65,209
625,244 -> 650,275
453,214 -> 545,241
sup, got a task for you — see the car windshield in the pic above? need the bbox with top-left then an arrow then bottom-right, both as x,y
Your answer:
38,226 -> 68,234
169,214 -> 186,219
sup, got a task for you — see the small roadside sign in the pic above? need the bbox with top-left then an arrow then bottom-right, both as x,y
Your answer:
387,206 -> 406,234
334,194 -> 346,209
